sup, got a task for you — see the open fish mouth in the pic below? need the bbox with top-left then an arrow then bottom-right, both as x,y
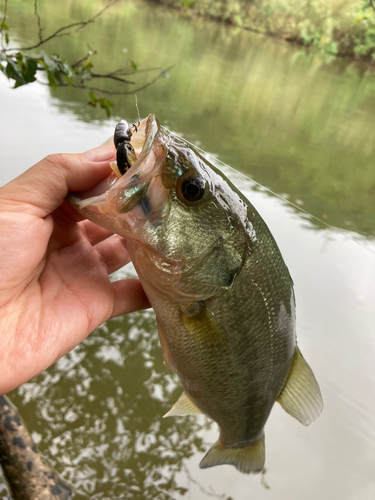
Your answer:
67,114 -> 166,232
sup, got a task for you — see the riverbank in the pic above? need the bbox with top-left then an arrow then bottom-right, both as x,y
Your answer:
152,0 -> 375,62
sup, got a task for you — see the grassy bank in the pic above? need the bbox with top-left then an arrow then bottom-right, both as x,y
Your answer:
153,0 -> 375,61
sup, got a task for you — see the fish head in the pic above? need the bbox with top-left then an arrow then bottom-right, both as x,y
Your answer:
69,114 -> 254,301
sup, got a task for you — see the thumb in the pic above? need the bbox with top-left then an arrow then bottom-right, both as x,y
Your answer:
0,145 -> 116,217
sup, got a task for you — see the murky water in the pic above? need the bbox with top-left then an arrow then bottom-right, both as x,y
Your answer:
0,0 -> 375,499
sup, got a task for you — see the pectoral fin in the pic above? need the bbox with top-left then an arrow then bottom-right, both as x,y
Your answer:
156,318 -> 175,372
277,346 -> 323,426
163,392 -> 203,418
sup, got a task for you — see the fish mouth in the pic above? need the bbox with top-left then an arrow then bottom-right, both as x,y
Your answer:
67,114 -> 166,232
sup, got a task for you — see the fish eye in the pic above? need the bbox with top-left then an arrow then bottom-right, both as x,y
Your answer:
178,177 -> 205,203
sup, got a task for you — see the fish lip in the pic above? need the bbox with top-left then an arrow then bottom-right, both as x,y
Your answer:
67,114 -> 161,215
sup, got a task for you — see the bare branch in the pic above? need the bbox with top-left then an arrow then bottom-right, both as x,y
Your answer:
36,80 -> 128,94
7,0 -> 120,52
48,65 -> 174,95
109,66 -> 172,77
90,72 -> 135,85
34,0 -> 43,43
49,83 -> 140,95
6,22 -> 91,51
71,51 -> 97,68
1,0 -> 7,24
125,65 -> 174,93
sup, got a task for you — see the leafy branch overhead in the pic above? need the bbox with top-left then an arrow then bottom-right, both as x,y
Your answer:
0,0 -> 173,117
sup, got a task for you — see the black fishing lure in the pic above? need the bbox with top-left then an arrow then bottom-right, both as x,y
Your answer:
114,120 -> 138,175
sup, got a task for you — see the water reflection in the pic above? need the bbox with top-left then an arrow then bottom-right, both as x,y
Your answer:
7,309 -> 212,499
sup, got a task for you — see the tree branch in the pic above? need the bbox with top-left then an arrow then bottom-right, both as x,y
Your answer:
90,72 -> 135,85
1,0 -> 7,25
109,66 -> 172,77
42,65 -> 174,95
71,51 -> 97,68
126,65 -> 174,93
34,0 -> 43,43
38,65 -> 174,95
7,0 -> 120,52
0,0 -> 171,117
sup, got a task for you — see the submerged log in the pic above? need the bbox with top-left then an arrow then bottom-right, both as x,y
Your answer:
0,395 -> 72,500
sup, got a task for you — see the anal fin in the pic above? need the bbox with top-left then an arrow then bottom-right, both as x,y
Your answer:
199,435 -> 265,474
277,346 -> 323,426
163,392 -> 203,418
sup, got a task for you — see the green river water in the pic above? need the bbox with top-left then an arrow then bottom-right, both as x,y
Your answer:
0,1 -> 374,499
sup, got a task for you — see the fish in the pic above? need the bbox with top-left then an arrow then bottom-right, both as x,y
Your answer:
0,395 -> 72,500
68,114 -> 323,474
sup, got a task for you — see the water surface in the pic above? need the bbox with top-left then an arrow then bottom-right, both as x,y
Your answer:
0,1 -> 374,499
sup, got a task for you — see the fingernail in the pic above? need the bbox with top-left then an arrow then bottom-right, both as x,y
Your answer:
83,145 -> 115,162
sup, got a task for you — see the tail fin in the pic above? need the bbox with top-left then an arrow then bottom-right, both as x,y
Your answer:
199,435 -> 265,474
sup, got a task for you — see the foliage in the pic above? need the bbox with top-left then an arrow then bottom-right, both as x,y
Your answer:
353,1 -> 375,59
154,0 -> 375,62
0,0 -> 171,117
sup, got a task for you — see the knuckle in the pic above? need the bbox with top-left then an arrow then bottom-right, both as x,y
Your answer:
43,153 -> 69,169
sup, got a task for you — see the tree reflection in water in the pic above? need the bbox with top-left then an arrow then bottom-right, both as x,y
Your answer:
6,309 -> 213,500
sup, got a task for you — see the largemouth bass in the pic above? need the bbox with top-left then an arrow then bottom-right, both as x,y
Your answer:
69,115 -> 323,474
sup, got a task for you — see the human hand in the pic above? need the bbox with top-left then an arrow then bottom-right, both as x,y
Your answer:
0,146 -> 150,395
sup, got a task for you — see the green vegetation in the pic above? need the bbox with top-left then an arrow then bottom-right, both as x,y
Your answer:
155,0 -> 375,61
0,0 -> 170,116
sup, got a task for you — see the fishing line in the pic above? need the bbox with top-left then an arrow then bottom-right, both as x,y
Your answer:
134,94 -> 141,124
168,130 -> 375,256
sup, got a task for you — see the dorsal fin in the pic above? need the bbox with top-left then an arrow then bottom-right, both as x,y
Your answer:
163,392 -> 203,418
277,347 -> 323,426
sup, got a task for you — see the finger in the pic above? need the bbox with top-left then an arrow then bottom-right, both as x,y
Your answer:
95,235 -> 131,275
80,220 -> 115,245
111,278 -> 151,318
0,145 -> 116,218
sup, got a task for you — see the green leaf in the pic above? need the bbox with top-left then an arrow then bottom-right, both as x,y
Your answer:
0,54 -> 38,87
0,21 -> 9,30
5,59 -> 25,84
79,60 -> 93,81
40,51 -> 59,79
46,69 -> 57,90
88,91 -> 97,106
5,32 -> 9,45
58,58 -> 73,79
98,97 -> 113,118
13,80 -> 25,89
22,58 -> 38,84
64,73 -> 72,85
130,60 -> 137,71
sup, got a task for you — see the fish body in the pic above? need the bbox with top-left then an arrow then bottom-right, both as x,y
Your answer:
69,115 -> 323,473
